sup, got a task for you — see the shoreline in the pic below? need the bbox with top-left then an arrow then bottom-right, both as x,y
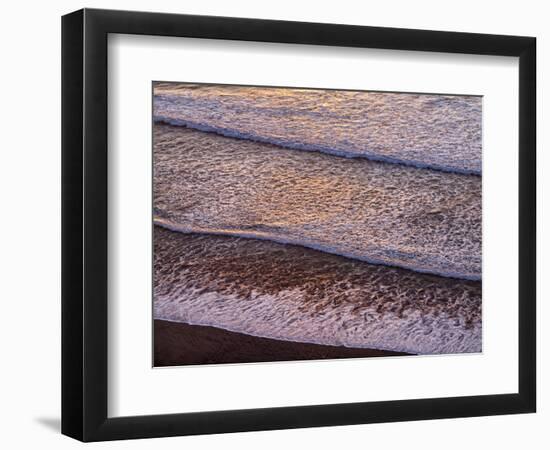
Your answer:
154,227 -> 482,355
154,319 -> 411,367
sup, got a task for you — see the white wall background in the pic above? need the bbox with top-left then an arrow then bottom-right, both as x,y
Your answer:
0,0 -> 546,448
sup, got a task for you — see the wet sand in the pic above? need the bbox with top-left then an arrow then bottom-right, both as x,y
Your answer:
154,319 -> 410,367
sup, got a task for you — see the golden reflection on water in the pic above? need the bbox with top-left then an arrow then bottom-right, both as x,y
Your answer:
154,83 -> 482,174
151,83 -> 483,356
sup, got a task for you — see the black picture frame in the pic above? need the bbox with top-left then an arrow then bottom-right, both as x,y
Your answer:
62,8 -> 536,442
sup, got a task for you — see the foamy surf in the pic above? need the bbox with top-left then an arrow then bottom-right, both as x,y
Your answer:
154,83 -> 482,174
153,116 -> 481,176
154,227 -> 482,355
152,83 -> 483,359
154,217 -> 480,281
154,125 -> 482,281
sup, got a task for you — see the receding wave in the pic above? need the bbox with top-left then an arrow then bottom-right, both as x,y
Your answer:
153,84 -> 482,174
154,227 -> 482,355
154,116 -> 480,175
154,125 -> 482,281
154,217 -> 479,281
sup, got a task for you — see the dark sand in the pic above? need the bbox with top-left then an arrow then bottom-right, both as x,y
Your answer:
154,319 -> 410,367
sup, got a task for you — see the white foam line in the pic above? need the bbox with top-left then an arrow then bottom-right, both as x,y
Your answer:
153,116 -> 482,176
154,218 -> 481,282
155,316 -> 416,354
154,286 -> 482,355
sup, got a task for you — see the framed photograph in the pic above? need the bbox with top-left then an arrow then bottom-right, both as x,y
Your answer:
62,8 -> 536,441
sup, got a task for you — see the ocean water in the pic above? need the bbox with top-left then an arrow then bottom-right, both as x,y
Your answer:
153,83 -> 482,356
154,228 -> 481,355
154,83 -> 482,174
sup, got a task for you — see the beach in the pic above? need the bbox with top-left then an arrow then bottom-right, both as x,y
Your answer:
155,319 -> 409,366
154,226 -> 481,356
152,83 -> 483,365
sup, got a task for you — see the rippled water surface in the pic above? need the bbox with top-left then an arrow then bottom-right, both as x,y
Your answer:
154,83 -> 482,174
152,83 -> 482,356
154,125 -> 481,280
154,227 -> 481,354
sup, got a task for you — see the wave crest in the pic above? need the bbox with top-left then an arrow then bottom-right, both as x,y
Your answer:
154,217 -> 481,281
154,115 -> 481,176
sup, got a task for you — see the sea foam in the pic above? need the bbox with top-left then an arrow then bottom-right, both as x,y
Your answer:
154,228 -> 482,355
153,84 -> 482,174
154,125 -> 482,281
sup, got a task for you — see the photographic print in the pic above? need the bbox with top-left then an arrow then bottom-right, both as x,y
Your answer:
152,82 -> 482,367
